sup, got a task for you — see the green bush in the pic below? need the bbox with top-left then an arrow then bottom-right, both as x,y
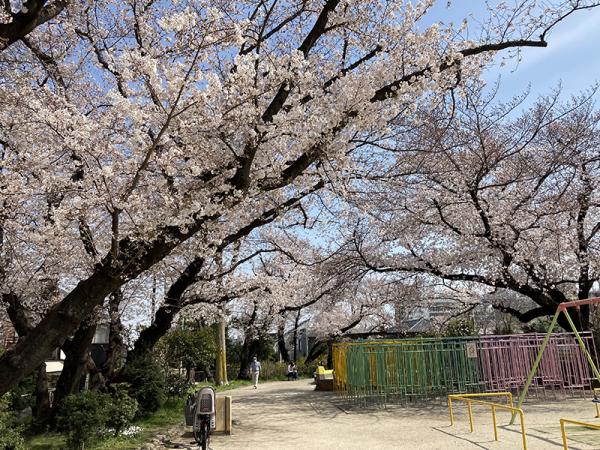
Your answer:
158,326 -> 217,379
165,373 -> 193,399
0,394 -> 25,450
55,386 -> 139,447
296,357 -> 319,377
121,355 -> 166,417
55,390 -> 108,450
105,384 -> 138,437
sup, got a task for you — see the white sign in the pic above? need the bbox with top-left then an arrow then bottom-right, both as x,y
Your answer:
466,342 -> 477,358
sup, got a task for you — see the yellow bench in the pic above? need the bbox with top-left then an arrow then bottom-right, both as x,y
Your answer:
315,366 -> 334,391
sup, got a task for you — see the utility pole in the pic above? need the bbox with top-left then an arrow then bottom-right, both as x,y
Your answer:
215,250 -> 229,385
215,316 -> 228,385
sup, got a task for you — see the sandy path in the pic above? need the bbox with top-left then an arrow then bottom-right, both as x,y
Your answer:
144,379 -> 600,450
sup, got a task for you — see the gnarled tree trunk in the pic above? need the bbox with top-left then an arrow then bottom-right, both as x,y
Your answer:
53,323 -> 97,407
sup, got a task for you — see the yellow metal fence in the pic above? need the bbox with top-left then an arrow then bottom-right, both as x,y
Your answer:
560,418 -> 600,450
448,392 -> 527,450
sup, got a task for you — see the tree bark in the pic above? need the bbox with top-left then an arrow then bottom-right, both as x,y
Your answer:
0,1 -> 68,52
277,323 -> 289,362
4,293 -> 50,420
103,289 -> 126,380
305,340 -> 327,363
33,363 -> 50,421
292,310 -> 301,361
53,323 -> 97,407
237,338 -> 261,380
237,336 -> 251,380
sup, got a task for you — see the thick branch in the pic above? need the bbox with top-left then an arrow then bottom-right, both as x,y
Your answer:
0,1 -> 68,52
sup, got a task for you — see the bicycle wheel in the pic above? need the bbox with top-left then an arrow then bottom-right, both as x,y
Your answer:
200,420 -> 209,450
192,417 -> 203,445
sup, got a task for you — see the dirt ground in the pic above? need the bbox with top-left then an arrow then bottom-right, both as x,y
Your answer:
141,379 -> 600,450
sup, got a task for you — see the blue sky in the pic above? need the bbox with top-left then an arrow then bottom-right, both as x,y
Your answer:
424,2 -> 600,104
486,6 -> 600,102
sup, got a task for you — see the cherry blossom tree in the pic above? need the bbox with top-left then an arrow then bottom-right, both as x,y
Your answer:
0,0 -> 597,395
346,85 -> 600,330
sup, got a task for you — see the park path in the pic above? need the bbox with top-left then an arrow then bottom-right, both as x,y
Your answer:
140,379 -> 600,450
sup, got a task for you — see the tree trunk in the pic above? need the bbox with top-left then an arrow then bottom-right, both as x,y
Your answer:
53,323 -> 97,407
277,324 -> 289,362
34,363 -> 50,421
305,340 -> 327,363
103,289 -> 126,380
126,257 -> 205,364
237,338 -> 261,380
0,219 -> 210,396
237,336 -> 251,380
292,310 -> 301,361
0,268 -> 123,395
5,293 -> 51,421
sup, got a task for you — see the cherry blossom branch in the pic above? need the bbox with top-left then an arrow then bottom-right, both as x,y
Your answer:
0,0 -> 68,51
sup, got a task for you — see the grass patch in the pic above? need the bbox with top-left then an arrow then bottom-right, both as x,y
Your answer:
24,378 -> 288,449
25,432 -> 65,450
24,399 -> 184,450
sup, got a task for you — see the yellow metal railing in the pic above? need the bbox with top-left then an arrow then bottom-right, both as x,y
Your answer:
593,388 -> 600,418
448,392 -> 527,450
560,418 -> 600,450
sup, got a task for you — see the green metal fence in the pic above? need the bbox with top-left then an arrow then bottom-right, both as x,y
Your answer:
334,337 -> 482,404
333,333 -> 599,405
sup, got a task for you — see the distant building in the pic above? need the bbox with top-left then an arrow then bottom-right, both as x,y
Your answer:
89,324 -> 110,368
395,298 -> 464,333
275,319 -> 319,361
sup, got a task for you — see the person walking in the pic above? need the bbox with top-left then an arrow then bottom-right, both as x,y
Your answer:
250,356 -> 261,389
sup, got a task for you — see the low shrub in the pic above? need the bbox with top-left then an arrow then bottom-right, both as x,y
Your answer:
0,394 -> 25,450
105,384 -> 138,437
55,390 -> 108,450
56,386 -> 139,448
445,318 -> 476,337
296,357 -> 319,377
165,373 -> 193,399
121,355 -> 166,417
259,361 -> 287,379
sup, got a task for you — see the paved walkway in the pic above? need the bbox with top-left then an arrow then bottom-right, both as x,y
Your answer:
140,380 -> 600,450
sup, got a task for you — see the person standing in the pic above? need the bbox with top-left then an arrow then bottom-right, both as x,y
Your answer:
250,356 -> 261,389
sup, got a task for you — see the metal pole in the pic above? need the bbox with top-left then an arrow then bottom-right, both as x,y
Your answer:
448,396 -> 454,425
467,400 -> 474,432
562,310 -> 600,382
511,309 -> 560,424
491,405 -> 498,441
560,419 -> 568,450
519,410 -> 528,450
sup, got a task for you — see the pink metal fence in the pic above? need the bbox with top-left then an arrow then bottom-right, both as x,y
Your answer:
477,332 -> 597,393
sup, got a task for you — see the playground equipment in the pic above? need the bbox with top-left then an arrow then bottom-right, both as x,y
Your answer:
560,418 -> 600,450
333,331 -> 597,404
512,298 -> 600,424
448,392 -> 527,450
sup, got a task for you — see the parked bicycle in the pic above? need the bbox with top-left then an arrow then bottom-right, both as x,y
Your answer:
185,386 -> 216,450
